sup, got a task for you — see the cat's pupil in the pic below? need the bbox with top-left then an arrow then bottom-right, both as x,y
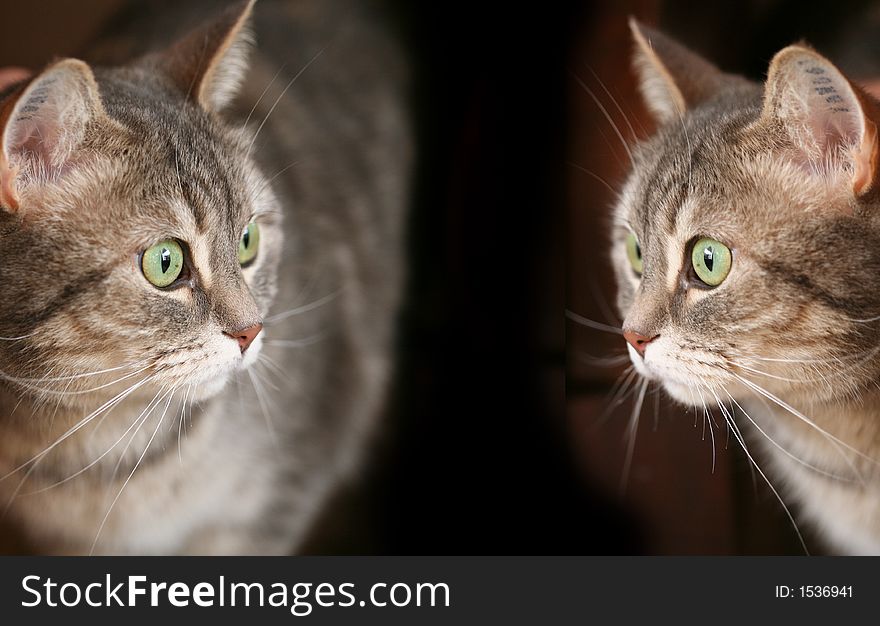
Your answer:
243,228 -> 250,249
160,248 -> 171,274
635,243 -> 641,259
704,246 -> 714,272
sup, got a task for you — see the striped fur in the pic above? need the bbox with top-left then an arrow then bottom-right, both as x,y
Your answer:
0,0 -> 411,554
614,22 -> 880,554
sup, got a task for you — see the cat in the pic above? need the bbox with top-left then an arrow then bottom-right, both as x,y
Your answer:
0,0 -> 411,554
611,19 -> 880,555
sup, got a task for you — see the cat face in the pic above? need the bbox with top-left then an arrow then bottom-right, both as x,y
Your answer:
0,1 -> 281,407
614,22 -> 880,407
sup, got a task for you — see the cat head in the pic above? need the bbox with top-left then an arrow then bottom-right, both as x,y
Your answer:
0,0 -> 283,408
613,20 -> 880,407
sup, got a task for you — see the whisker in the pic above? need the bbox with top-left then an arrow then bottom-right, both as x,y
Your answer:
565,309 -> 623,335
247,368 -> 279,456
22,386 -> 172,495
649,386 -> 660,432
711,385 -> 809,554
0,332 -> 34,341
90,386 -> 176,554
597,366 -> 638,425
571,72 -> 634,164
177,384 -> 191,466
732,372 -> 877,470
694,386 -> 716,473
726,348 -> 870,366
246,46 -> 327,158
253,360 -> 282,392
1,376 -> 156,518
589,278 -> 621,327
264,333 -> 327,349
619,378 -> 648,496
257,352 -> 289,379
574,352 -> 629,368
723,390 -> 853,483
568,162 -> 621,198
242,61 -> 288,130
264,290 -> 343,324
85,368 -> 162,439
726,345 -> 880,392
599,365 -> 634,410
730,362 -> 816,384
677,106 -> 694,192
0,358 -> 150,390
255,160 -> 301,199
0,374 -> 154,483
586,66 -> 639,142
846,313 -> 880,323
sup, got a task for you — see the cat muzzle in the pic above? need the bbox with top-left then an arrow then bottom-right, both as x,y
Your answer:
623,330 -> 658,357
224,322 -> 263,354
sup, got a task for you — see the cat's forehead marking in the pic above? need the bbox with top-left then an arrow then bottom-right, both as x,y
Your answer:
98,75 -> 250,235
189,237 -> 215,289
167,127 -> 246,233
633,100 -> 760,226
167,198 -> 200,235
664,198 -> 699,290
631,142 -> 699,244
634,155 -> 686,235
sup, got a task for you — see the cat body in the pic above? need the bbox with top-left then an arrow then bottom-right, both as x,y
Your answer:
613,20 -> 880,554
0,0 -> 410,554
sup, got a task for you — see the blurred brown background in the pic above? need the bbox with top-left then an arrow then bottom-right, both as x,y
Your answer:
0,1 -> 122,67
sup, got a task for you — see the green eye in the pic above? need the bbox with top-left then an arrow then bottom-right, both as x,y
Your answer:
691,237 -> 732,286
141,240 -> 184,288
625,232 -> 643,275
238,222 -> 260,266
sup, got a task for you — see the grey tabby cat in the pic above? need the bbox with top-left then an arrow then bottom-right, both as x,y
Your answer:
0,0 -> 410,554
612,20 -> 880,554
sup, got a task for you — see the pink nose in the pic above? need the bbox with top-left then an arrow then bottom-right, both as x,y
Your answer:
623,330 -> 658,357
225,322 -> 263,354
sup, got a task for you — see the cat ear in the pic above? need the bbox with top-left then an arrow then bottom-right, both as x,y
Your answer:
0,59 -> 104,211
629,18 -> 747,125
160,0 -> 255,112
760,45 -> 880,197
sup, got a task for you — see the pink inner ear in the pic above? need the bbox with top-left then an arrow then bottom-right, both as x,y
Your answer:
805,105 -> 860,158
0,60 -> 103,199
793,66 -> 862,161
764,48 -> 872,191
0,62 -> 100,210
9,116 -> 60,167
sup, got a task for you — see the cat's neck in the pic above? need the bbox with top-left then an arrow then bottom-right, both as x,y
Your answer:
0,383 -> 201,486
742,388 -> 880,477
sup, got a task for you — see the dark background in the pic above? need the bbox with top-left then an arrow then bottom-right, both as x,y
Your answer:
306,0 -> 640,554
363,0 -> 638,553
4,0 -> 873,554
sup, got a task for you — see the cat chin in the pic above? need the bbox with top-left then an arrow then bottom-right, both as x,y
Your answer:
660,380 -> 700,405
630,344 -> 731,407
170,334 -> 264,402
